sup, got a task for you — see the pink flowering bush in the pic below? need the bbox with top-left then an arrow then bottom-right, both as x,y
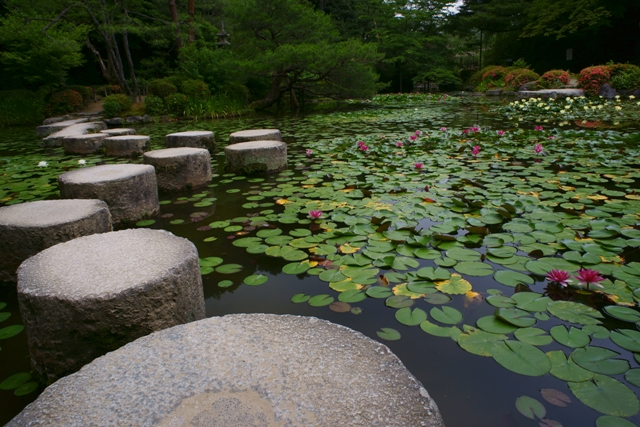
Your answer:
579,66 -> 611,96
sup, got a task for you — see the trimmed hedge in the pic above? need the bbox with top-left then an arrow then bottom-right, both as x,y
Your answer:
504,69 -> 540,91
538,70 -> 570,89
579,66 -> 610,96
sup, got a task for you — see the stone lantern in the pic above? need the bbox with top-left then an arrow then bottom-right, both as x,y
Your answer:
217,21 -> 230,48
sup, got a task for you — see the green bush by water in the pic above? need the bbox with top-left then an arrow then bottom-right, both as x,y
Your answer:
102,94 -> 132,118
0,90 -> 45,126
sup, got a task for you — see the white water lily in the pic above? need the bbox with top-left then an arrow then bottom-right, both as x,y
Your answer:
78,159 -> 87,165
37,161 -> 48,167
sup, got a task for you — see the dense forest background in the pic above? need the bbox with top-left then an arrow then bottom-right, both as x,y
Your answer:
0,0 -> 638,108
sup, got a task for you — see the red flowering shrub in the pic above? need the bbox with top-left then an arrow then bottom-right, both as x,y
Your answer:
504,68 -> 540,91
579,66 -> 610,96
538,70 -> 570,89
470,66 -> 508,91
45,90 -> 83,116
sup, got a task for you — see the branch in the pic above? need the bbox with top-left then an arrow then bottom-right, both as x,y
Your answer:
42,4 -> 78,40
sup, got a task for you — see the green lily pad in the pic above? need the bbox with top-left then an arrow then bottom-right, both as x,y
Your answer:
396,307 -> 427,326
494,270 -> 534,287
458,327 -> 507,357
0,325 -> 24,339
571,347 -> 629,375
338,289 -> 366,303
282,262 -> 310,275
595,416 -> 639,427
430,306 -> 463,325
199,257 -> 224,268
491,340 -> 551,376
417,267 -> 451,281
515,395 -> 546,420
453,261 -> 494,276
14,382 -> 38,396
377,327 -> 401,341
547,301 -> 604,325
218,280 -> 234,288
308,294 -> 334,307
550,325 -> 590,348
291,293 -> 311,303
547,350 -> 594,382
583,325 -> 611,339
610,329 -> 640,353
386,295 -> 413,308
476,315 -> 518,334
512,292 -> 552,312
604,306 -> 640,323
495,307 -> 536,327
366,286 -> 393,299
216,264 -> 244,274
243,274 -> 268,286
232,237 -> 263,248
0,373 -> 31,390
514,327 -> 553,346
135,219 -> 155,227
435,274 -> 472,295
446,247 -> 481,261
423,293 -> 452,305
486,295 -> 516,308
625,369 -> 640,388
569,374 -> 639,417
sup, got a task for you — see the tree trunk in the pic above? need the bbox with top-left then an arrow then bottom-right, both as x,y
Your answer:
250,74 -> 286,110
188,0 -> 195,43
168,0 -> 182,49
122,31 -> 140,102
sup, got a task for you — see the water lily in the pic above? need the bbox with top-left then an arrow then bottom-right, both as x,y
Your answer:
534,143 -> 544,155
497,130 -> 505,136
308,210 -> 322,219
462,129 -> 470,134
534,125 -> 544,131
414,162 -> 423,170
546,269 -> 571,287
574,268 -> 605,289
415,130 -> 422,136
440,127 -> 447,132
396,141 -> 403,147
409,134 -> 417,141
469,126 -> 480,132
37,161 -> 48,167
547,136 -> 555,141
78,159 -> 87,165
471,145 -> 481,156
305,149 -> 313,157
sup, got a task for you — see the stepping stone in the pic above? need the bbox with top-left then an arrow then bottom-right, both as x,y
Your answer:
229,128 -> 282,143
166,131 -> 215,151
225,140 -> 287,174
0,200 -> 112,283
518,89 -> 585,99
58,164 -> 159,225
104,135 -> 149,157
7,314 -> 445,427
144,147 -> 212,191
42,122 -> 107,148
16,228 -> 205,382
100,128 -> 136,136
63,133 -> 108,154
36,118 -> 89,137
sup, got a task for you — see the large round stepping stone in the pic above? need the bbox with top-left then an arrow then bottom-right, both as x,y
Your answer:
62,133 -> 108,154
166,130 -> 215,151
104,135 -> 149,157
16,228 -> 205,382
100,128 -> 136,136
229,128 -> 282,143
225,140 -> 287,174
0,200 -> 112,283
7,314 -> 445,427
58,164 -> 159,225
144,147 -> 211,191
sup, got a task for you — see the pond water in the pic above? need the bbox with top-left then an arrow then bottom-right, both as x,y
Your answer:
2,96 -> 640,426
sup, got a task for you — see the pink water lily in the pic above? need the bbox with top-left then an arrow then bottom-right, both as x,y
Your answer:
534,144 -> 544,155
415,130 -> 422,136
414,162 -> 423,170
469,126 -> 480,132
548,136 -> 555,141
462,129 -> 470,134
497,130 -> 505,136
410,134 -> 417,141
534,125 -> 544,131
546,269 -> 571,287
308,210 -> 323,219
472,145 -> 481,156
440,127 -> 447,132
396,141 -> 403,147
305,149 -> 313,157
575,268 -> 605,290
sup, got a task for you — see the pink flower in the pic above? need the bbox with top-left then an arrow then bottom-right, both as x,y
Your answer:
497,130 -> 505,136
472,145 -> 481,156
574,268 -> 605,289
440,127 -> 447,132
306,149 -> 313,157
534,125 -> 544,131
462,129 -> 470,134
546,269 -> 571,287
360,145 -> 368,151
308,210 -> 322,219
534,144 -> 544,154
414,162 -> 423,170
415,130 -> 422,136
470,126 -> 480,132
410,135 -> 417,141
357,141 -> 365,147
396,141 -> 403,147
548,136 -> 555,141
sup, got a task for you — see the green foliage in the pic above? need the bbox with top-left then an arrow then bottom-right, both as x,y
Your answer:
144,95 -> 164,116
579,66 -> 611,95
147,79 -> 178,99
181,79 -> 210,99
65,85 -> 94,104
512,58 -> 531,69
102,94 -> 132,118
46,90 -> 83,116
504,69 -> 541,91
538,70 -> 571,89
610,66 -> 640,90
164,93 -> 188,116
522,0 -> 613,39
0,90 -> 45,126
472,66 -> 508,91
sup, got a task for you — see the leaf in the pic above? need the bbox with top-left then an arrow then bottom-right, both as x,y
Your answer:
396,307 -> 427,326
420,320 -> 454,337
291,293 -> 311,303
492,340 -> 551,376
514,328 -> 553,346
547,301 -> 604,325
547,350 -> 594,382
386,295 -> 414,308
436,274 -> 472,294
376,327 -> 401,341
550,325 -> 590,348
476,315 -> 518,334
515,395 -> 546,420
494,270 -> 535,287
571,347 -> 629,375
453,261 -> 494,276
329,301 -> 351,312
417,267 -> 451,281
596,416 -> 639,427
486,295 -> 516,308
512,292 -> 552,312
0,325 -> 24,339
626,369 -> 640,388
366,286 -> 393,299
14,382 -> 38,396
338,289 -> 366,303
541,388 -> 571,407
458,327 -> 507,356
308,294 -> 334,307
215,264 -> 244,274
604,306 -> 640,323
199,257 -> 224,267
446,247 -> 481,261
430,306 -> 463,325
243,274 -> 268,286
610,329 -> 640,353
495,307 -> 536,327
218,280 -> 233,288
0,373 -> 31,390
569,374 -> 640,417
423,293 -> 452,305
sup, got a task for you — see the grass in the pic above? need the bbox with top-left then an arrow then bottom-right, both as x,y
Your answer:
0,90 -> 45,126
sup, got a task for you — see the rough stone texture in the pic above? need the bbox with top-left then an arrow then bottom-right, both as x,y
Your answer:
16,228 -> 205,382
229,129 -> 282,144
485,89 -> 502,96
7,314 -> 445,427
42,122 -> 107,148
42,115 -> 73,126
166,131 -> 215,152
225,140 -> 287,174
518,89 -> 585,99
598,83 -> 617,99
100,128 -> 136,136
125,115 -> 152,123
104,135 -> 149,157
0,200 -> 112,283
103,118 -> 124,126
58,164 -> 159,225
518,81 -> 538,91
144,147 -> 211,191
36,118 -> 89,137
63,133 -> 109,154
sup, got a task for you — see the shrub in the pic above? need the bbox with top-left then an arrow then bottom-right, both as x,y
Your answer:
181,79 -> 211,99
65,85 -> 94,104
144,95 -> 165,116
102,94 -> 132,118
471,66 -> 508,91
538,70 -> 571,89
46,89 -> 83,116
164,93 -> 188,115
579,66 -> 610,96
0,90 -> 45,126
147,79 -> 177,99
164,75 -> 186,91
610,65 -> 640,90
504,68 -> 540,91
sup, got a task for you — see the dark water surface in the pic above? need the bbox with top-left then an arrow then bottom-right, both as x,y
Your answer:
1,99 -> 638,426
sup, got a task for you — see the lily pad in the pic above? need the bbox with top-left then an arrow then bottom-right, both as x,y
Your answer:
243,274 -> 268,286
377,327 -> 401,341
515,395 -> 546,420
338,289 -> 366,303
430,306 -> 463,325
458,327 -> 507,357
366,286 -> 393,299
308,294 -> 334,307
604,306 -> 640,323
547,350 -> 594,382
420,320 -> 453,337
541,388 -> 572,407
0,325 -> 24,339
423,292 -> 452,305
491,340 -> 551,376
435,274 -> 472,295
569,374 -> 639,417
547,301 -> 604,325
476,315 -> 518,334
216,264 -> 244,274
0,373 -> 31,390
396,307 -> 427,326
571,347 -> 629,375
610,329 -> 640,353
14,382 -> 38,396
550,325 -> 590,348
494,270 -> 535,287
514,327 -> 553,346
291,293 -> 311,303
595,416 -> 639,427
453,261 -> 494,276
495,307 -> 536,327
